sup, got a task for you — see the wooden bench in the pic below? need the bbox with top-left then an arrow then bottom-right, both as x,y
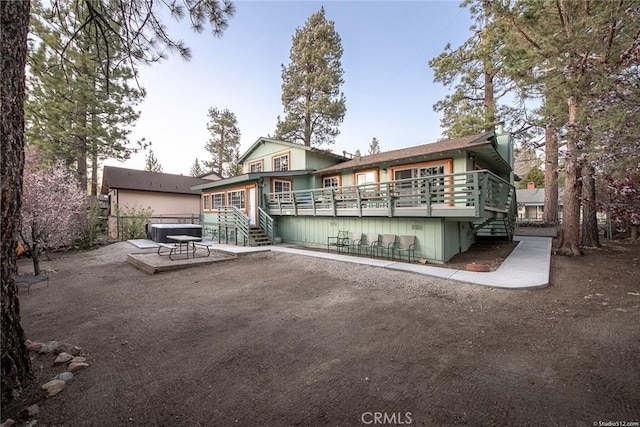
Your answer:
16,275 -> 49,295
193,241 -> 216,257
157,243 -> 178,258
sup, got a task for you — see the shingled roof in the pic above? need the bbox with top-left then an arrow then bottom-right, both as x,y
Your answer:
101,166 -> 214,195
313,132 -> 496,175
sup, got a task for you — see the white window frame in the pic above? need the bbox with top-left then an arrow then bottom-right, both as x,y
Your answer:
212,192 -> 225,210
273,179 -> 292,193
249,161 -> 263,173
323,176 -> 340,188
227,190 -> 245,209
272,154 -> 289,172
355,170 -> 376,185
203,194 -> 210,211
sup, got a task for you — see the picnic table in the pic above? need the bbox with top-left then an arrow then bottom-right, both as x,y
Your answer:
158,235 -> 202,260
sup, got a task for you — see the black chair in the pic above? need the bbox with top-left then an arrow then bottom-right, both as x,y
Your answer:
327,230 -> 349,253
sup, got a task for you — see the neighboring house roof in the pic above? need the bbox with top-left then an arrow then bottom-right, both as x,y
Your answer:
516,188 -> 564,205
238,137 -> 349,164
197,170 -> 223,180
314,131 -> 509,175
191,170 -> 312,191
101,166 -> 213,195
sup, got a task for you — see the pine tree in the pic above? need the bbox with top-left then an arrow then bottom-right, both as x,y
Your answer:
2,0 -> 235,406
517,167 -> 545,189
226,147 -> 243,177
1,0 -> 32,406
26,1 -> 146,195
368,137 -> 381,155
145,150 -> 163,172
204,108 -> 241,178
190,158 -> 204,177
492,0 -> 639,255
275,7 -> 346,147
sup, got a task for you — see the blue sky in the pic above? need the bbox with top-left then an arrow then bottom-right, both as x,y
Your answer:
104,1 -> 474,175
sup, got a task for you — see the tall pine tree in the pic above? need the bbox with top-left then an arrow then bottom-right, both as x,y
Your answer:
26,0 -> 146,195
2,0 -> 235,405
275,7 -> 346,147
204,108 -> 241,177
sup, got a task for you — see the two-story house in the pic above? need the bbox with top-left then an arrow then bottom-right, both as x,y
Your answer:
193,128 -> 517,263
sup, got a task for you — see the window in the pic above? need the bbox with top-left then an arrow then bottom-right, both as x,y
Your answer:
272,154 -> 289,171
355,170 -> 377,185
323,176 -> 340,188
203,194 -> 210,210
227,190 -> 245,209
249,161 -> 263,173
212,193 -> 225,209
393,162 -> 449,204
273,180 -> 292,193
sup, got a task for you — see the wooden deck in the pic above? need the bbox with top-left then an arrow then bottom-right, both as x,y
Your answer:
265,170 -> 515,220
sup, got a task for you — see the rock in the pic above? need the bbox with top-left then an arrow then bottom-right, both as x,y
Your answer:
26,340 -> 44,353
41,379 -> 66,397
68,362 -> 89,372
1,419 -> 16,427
55,342 -> 82,356
417,258 -> 428,264
40,340 -> 59,354
55,372 -> 74,382
70,356 -> 87,364
54,352 -> 73,365
21,404 -> 39,419
465,263 -> 491,272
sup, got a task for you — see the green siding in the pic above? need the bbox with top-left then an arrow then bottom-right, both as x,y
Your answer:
275,216 -> 456,263
306,151 -> 343,170
245,143 -> 309,171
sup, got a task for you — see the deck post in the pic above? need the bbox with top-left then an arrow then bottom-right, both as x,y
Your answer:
331,188 -> 337,217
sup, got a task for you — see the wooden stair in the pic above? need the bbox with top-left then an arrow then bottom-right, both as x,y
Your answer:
248,226 -> 271,246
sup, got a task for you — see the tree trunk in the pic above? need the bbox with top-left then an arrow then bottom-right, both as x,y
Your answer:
481,4 -> 495,132
543,125 -> 559,225
630,225 -> 638,243
557,96 -> 582,256
581,163 -> 600,248
304,93 -> 312,146
1,0 -> 33,405
31,244 -> 41,276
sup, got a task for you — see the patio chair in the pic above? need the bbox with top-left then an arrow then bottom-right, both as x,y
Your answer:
327,230 -> 349,253
339,232 -> 361,255
395,235 -> 416,263
363,233 -> 380,257
378,234 -> 397,259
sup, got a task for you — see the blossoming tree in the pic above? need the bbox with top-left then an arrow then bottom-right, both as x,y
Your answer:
20,153 -> 86,275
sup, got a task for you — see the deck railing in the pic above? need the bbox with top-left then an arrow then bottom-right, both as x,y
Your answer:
217,206 -> 249,245
264,170 -> 515,219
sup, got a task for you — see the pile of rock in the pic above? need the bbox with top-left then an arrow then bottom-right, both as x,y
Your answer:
1,340 -> 91,426
25,340 -> 89,398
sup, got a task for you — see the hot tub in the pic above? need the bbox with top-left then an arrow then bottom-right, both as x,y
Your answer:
148,223 -> 202,243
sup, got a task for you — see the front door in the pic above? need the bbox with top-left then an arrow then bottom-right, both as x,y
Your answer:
248,187 -> 257,226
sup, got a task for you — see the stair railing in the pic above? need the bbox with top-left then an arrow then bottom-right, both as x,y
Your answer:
258,207 -> 274,243
217,206 -> 250,246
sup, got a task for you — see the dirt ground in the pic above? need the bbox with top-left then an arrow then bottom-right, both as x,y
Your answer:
4,236 -> 640,426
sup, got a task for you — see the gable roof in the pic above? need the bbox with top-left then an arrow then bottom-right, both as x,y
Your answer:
238,136 -> 349,164
101,166 -> 213,195
516,188 -> 564,205
314,132 -> 503,175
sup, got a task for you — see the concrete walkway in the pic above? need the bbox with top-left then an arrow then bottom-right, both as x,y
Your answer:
200,235 -> 552,290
